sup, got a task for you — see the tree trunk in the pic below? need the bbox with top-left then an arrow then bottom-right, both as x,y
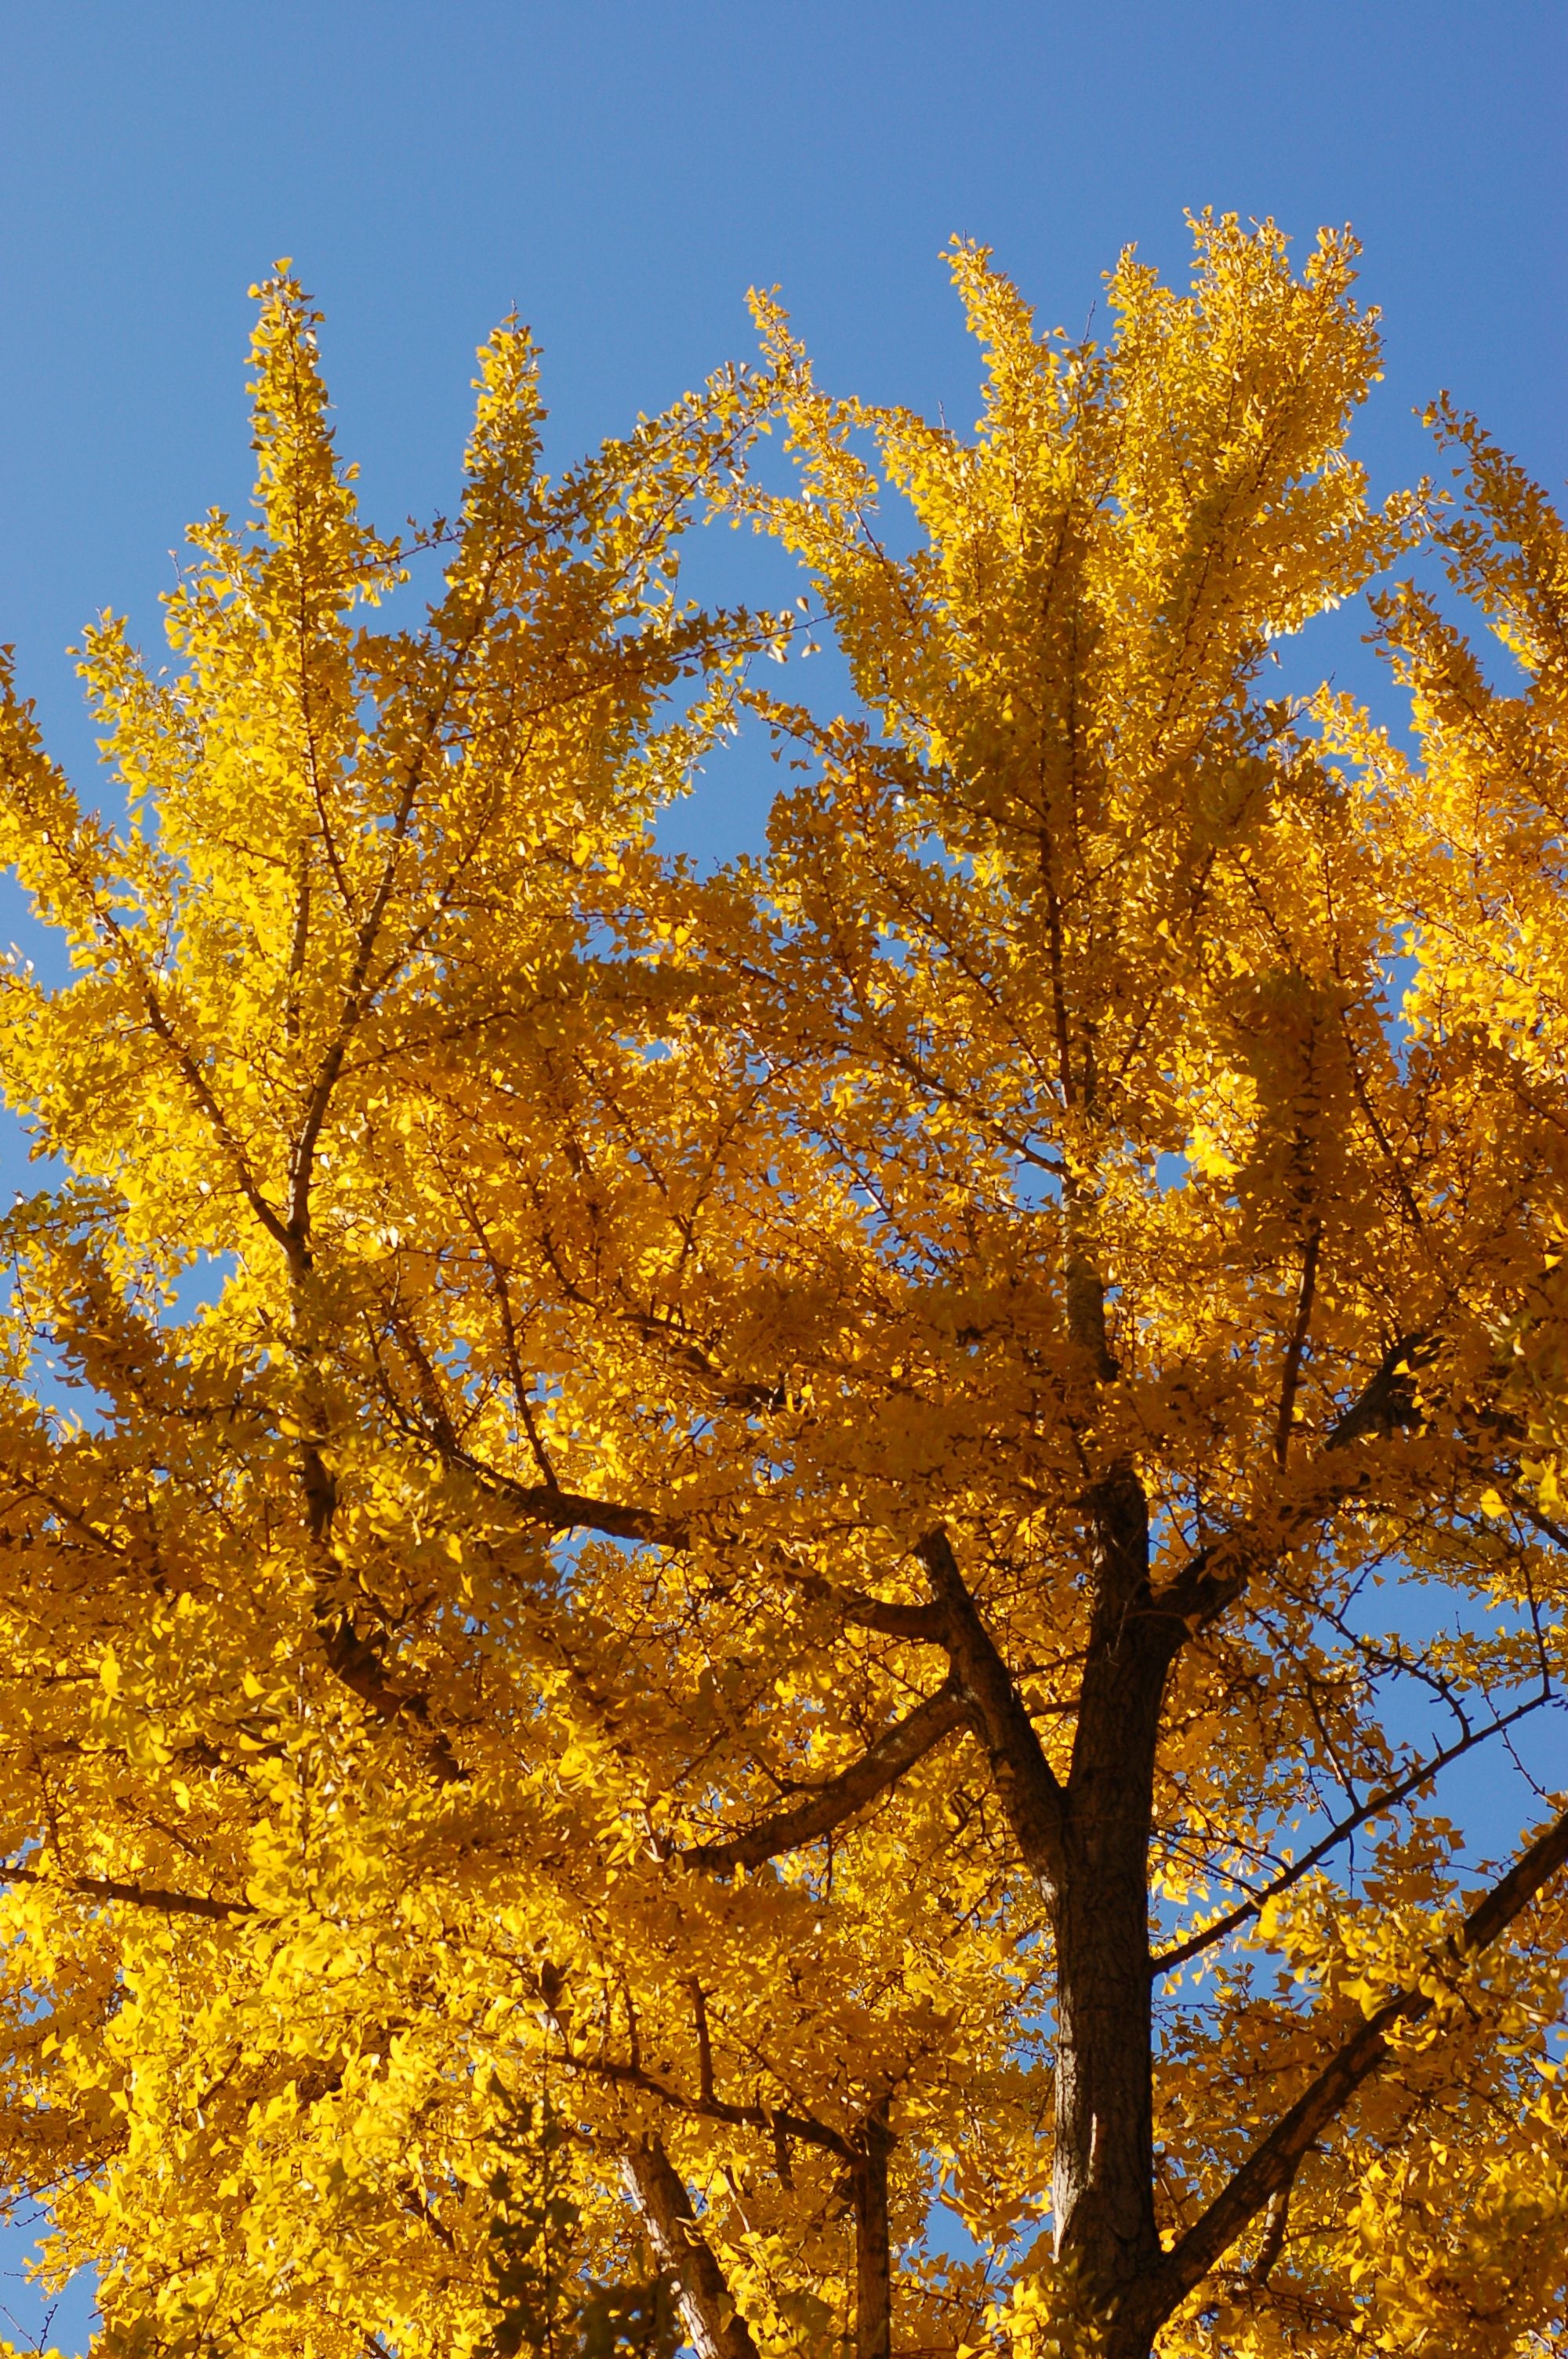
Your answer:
1052,1462 -> 1177,2319
851,2100 -> 893,2359
621,2138 -> 760,2359
920,1481 -> 1182,2353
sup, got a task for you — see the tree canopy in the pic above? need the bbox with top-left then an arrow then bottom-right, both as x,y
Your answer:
0,215 -> 1566,2359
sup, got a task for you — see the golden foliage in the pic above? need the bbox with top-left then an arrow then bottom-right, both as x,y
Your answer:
0,221 -> 1563,2359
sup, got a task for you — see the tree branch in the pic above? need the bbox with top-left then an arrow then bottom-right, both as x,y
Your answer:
441,1443 -> 690,1549
556,2045 -> 850,2161
1323,1333 -> 1432,1453
1153,1685 -> 1556,1975
790,1571 -> 949,1644
851,2099 -> 894,2359
1129,1798 -> 1568,2343
1,1857 -> 249,1921
917,1530 -> 1065,1891
681,1677 -> 969,1874
1151,1337 -> 1439,1637
314,1607 -> 466,1785
621,2136 -> 760,2359
1273,1221 -> 1320,1467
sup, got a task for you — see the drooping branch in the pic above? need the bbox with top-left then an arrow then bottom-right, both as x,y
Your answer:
1126,1798 -> 1568,2345
621,2136 -> 761,2359
681,1677 -> 969,1874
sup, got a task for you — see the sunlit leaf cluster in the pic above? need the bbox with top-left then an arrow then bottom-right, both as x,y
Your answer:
0,220 -> 1563,2358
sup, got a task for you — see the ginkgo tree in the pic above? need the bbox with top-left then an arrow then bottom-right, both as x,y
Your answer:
0,213 -> 1566,2359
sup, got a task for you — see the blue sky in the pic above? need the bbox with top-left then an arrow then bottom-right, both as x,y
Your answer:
0,3 -> 1563,2346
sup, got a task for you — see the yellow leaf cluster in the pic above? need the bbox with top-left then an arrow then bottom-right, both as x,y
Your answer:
0,223 -> 1563,2359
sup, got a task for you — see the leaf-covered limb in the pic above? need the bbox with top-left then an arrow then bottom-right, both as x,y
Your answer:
549,2040 -> 853,2162
681,1674 -> 970,1873
1153,1681 -> 1559,1974
1134,1798 -> 1568,2343
786,1569 -> 949,1644
0,1858 -> 249,1921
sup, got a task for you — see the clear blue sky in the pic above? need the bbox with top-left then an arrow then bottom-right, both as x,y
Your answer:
0,4 -> 1563,2346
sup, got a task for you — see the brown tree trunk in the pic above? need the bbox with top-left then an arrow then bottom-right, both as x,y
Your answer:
621,2138 -> 760,2359
1051,1463 -> 1178,2323
850,2100 -> 893,2359
919,1488 -> 1183,2354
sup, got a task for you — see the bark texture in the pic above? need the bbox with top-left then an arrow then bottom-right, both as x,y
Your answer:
851,2102 -> 894,2359
621,2138 -> 760,2359
1051,1460 -> 1175,2299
